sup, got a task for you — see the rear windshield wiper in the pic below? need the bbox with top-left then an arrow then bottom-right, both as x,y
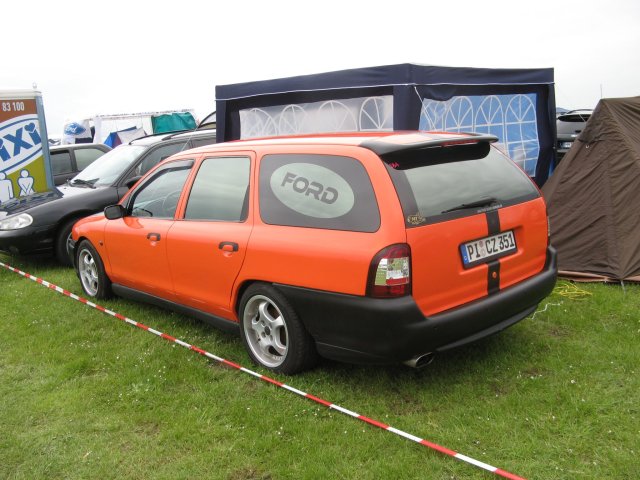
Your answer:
70,178 -> 97,189
441,197 -> 498,214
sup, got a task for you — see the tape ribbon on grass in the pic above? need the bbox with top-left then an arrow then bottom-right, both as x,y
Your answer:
1,260 -> 526,480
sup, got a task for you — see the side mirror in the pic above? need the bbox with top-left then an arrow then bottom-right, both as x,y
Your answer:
104,204 -> 125,220
125,175 -> 142,189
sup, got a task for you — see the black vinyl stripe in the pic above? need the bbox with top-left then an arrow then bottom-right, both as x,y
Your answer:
486,210 -> 500,235
486,211 -> 501,295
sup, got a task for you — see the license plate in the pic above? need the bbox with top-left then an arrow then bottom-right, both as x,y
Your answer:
460,230 -> 517,268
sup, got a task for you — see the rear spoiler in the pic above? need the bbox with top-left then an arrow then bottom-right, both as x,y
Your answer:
360,133 -> 498,156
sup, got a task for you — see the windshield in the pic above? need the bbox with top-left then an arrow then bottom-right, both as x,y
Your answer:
72,145 -> 146,186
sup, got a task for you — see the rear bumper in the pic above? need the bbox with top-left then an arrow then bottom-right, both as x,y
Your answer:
276,246 -> 557,365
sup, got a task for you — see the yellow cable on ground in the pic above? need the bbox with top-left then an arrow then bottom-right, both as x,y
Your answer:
553,281 -> 593,300
531,282 -> 593,320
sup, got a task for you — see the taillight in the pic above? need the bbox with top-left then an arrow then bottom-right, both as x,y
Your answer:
367,243 -> 411,298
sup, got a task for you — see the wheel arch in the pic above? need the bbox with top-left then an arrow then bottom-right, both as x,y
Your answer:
75,237 -> 113,299
73,235 -> 113,281
71,234 -> 90,269
234,279 -> 261,317
56,210 -> 94,235
55,212 -> 99,266
55,211 -> 97,251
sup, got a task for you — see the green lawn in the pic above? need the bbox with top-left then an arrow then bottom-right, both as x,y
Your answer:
1,254 -> 638,479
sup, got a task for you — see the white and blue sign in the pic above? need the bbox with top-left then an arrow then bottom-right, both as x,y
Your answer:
0,114 -> 43,174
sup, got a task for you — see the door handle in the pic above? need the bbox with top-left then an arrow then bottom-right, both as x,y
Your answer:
147,232 -> 161,241
219,241 -> 238,252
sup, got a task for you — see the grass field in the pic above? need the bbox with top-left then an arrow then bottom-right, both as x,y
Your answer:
1,254 -> 638,479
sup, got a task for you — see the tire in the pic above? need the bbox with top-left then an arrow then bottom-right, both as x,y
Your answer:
55,217 -> 79,267
239,283 -> 318,375
76,240 -> 112,299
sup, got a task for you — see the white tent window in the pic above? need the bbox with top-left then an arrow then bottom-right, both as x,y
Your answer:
239,96 -> 393,139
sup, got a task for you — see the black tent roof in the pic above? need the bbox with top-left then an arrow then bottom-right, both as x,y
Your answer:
216,63 -> 554,100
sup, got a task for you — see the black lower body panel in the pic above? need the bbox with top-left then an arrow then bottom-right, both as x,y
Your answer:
112,284 -> 239,335
275,246 -> 557,365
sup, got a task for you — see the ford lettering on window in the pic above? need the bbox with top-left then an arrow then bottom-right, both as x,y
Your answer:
270,163 -> 354,218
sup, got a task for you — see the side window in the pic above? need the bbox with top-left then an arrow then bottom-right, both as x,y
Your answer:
51,151 -> 73,175
75,148 -> 105,170
259,154 -> 380,232
129,164 -> 192,219
184,156 -> 250,222
134,142 -> 187,177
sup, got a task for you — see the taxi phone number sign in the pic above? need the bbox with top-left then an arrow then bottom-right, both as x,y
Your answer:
0,90 -> 52,202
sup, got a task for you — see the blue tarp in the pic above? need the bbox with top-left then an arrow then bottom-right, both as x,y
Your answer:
104,127 -> 133,148
103,126 -> 136,148
215,63 -> 556,186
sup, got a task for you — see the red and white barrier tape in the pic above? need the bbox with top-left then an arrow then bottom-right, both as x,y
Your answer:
1,260 -> 526,480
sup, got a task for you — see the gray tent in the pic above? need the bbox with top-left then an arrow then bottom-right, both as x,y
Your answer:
542,97 -> 640,282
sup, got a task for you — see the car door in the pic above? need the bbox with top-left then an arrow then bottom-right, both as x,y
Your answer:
167,154 -> 253,319
104,159 -> 194,301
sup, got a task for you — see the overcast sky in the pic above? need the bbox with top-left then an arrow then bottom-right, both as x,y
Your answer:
3,0 -> 638,136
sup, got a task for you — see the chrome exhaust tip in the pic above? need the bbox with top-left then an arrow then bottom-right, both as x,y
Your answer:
403,352 -> 435,369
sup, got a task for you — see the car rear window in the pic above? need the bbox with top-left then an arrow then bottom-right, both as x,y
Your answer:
51,150 -> 73,175
259,154 -> 380,232
382,143 -> 540,227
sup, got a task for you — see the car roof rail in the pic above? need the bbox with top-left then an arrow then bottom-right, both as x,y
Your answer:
127,128 -> 213,145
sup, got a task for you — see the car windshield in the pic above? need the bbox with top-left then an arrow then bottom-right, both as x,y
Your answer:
72,145 -> 146,187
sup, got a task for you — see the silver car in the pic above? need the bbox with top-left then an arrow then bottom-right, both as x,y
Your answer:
556,109 -> 592,162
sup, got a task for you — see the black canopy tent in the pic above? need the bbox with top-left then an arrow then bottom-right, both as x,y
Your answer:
215,63 -> 556,185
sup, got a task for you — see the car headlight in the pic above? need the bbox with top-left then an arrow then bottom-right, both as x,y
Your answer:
0,213 -> 34,230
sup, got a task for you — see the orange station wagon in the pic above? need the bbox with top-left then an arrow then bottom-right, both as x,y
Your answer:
72,132 -> 557,374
